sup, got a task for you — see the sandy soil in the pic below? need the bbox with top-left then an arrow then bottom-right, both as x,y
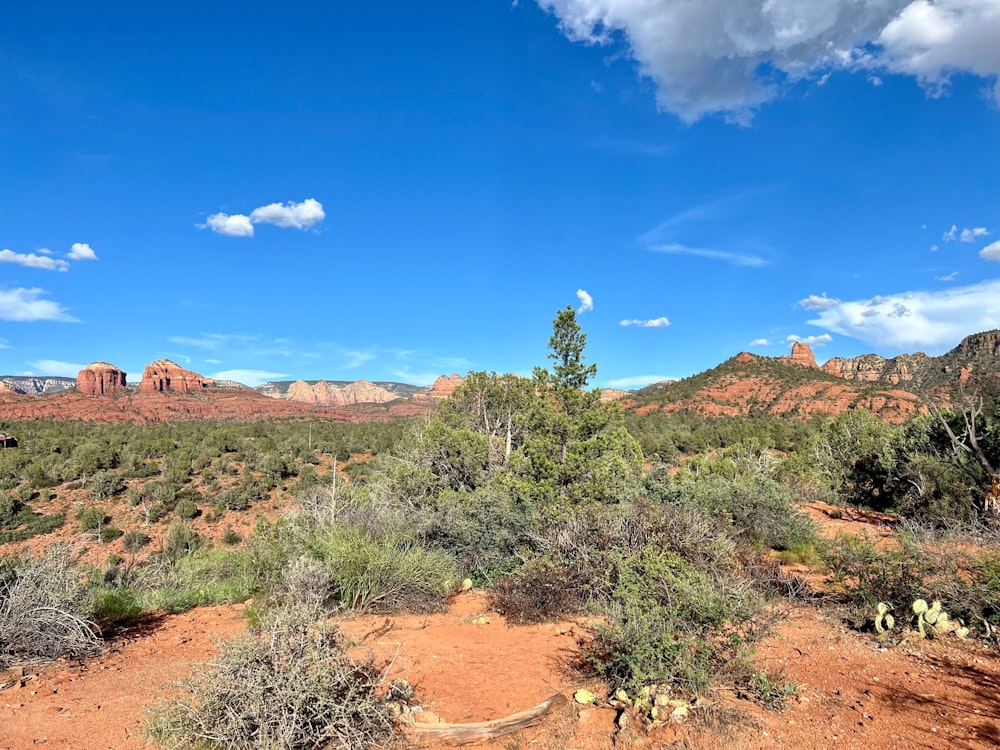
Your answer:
4,510 -> 1000,750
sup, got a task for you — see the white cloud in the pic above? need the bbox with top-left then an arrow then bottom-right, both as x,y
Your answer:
935,271 -> 959,281
205,212 -> 254,237
944,225 -> 990,243
652,243 -> 767,267
930,244 -> 939,252
211,369 -> 289,387
67,242 -> 98,261
0,249 -> 69,272
807,279 -> 1000,350
30,359 -> 85,377
961,227 -> 989,242
605,374 -> 676,388
981,241 -> 1000,261
202,198 -> 326,237
786,333 -> 834,346
619,317 -> 670,328
539,0 -> 1000,122
391,369 -> 440,387
250,198 -> 325,229
797,293 -> 841,310
576,288 -> 594,313
878,0 -> 1000,101
750,338 -> 773,346
168,333 -> 257,350
0,288 -> 76,322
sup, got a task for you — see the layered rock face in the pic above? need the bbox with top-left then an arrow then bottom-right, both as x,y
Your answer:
285,379 -> 398,406
77,362 -> 128,396
139,360 -> 212,394
957,330 -> 1000,356
822,353 -> 926,384
788,342 -> 818,368
427,374 -> 464,399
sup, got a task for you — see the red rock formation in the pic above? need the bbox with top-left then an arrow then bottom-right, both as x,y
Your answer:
76,362 -> 127,397
735,352 -> 755,364
285,380 -> 398,406
139,360 -> 212,394
599,389 -> 627,403
427,374 -> 464,399
788,342 -> 818,368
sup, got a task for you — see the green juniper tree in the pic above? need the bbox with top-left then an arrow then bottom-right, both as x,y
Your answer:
512,306 -> 643,506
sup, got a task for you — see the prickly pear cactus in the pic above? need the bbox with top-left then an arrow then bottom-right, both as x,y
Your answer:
874,602 -> 895,634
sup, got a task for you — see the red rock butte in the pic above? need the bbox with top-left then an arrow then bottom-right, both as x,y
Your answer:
139,359 -> 212,394
76,362 -> 128,397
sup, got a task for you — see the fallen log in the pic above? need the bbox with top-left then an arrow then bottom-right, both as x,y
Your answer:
409,692 -> 569,744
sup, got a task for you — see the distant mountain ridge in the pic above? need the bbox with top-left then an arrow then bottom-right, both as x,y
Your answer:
0,376 -> 76,395
628,330 -> 1000,422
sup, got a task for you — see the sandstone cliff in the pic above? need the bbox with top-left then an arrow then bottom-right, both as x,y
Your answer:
284,379 -> 399,406
77,362 -> 128,397
139,360 -> 212,394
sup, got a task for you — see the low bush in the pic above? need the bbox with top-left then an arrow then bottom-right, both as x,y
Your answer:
146,604 -> 398,750
0,546 -> 101,668
91,586 -> 143,628
489,556 -> 590,623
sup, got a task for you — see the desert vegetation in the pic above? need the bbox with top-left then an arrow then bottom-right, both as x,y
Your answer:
3,308 -> 1000,747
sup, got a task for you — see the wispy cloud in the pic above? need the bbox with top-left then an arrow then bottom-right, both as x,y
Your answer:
211,369 -> 289,387
944,225 -> 990,243
576,289 -> 594,313
797,293 -> 841,310
0,249 -> 69,272
606,374 -> 675,388
749,338 -> 772,346
0,288 -> 76,322
620,317 -> 670,328
29,359 -> 85,377
807,280 -> 1000,351
201,198 -> 325,237
651,243 -> 768,268
168,333 -> 257,350
935,271 -> 959,281
66,242 -> 98,261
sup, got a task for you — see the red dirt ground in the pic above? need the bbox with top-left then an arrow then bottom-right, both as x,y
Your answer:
4,512 -> 1000,750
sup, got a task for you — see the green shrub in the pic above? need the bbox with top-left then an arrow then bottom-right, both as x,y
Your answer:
164,523 -> 202,561
123,530 -> 151,554
89,470 -> 125,499
77,506 -> 108,532
662,475 -> 816,552
146,605 -> 397,750
91,587 -> 143,628
175,499 -> 199,520
221,526 -> 243,546
100,525 -> 123,544
311,527 -> 458,614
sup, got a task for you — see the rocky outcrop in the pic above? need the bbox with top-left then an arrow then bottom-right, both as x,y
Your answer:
600,389 -> 627,403
76,362 -> 128,397
284,379 -> 398,406
139,360 -> 212,394
821,353 -> 927,384
956,330 -> 1000,356
427,374 -> 464,399
787,342 -> 817,368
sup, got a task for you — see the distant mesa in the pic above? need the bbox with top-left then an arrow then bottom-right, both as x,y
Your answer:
139,359 -> 212,394
76,362 -> 128,397
284,379 -> 398,406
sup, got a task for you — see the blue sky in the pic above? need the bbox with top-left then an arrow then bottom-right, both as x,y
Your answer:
2,1 -> 999,388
